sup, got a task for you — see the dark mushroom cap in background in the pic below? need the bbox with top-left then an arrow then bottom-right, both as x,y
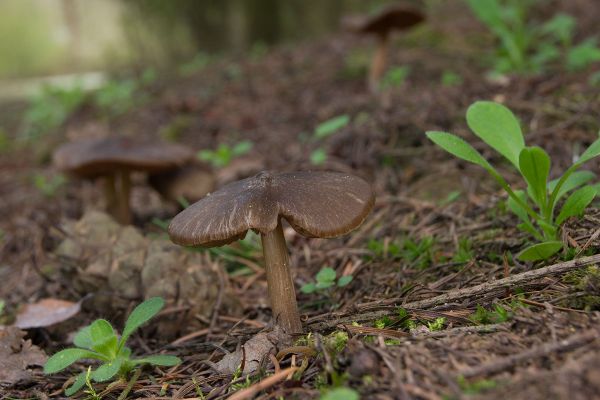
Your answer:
149,163 -> 216,204
53,136 -> 194,178
168,170 -> 375,247
342,3 -> 425,35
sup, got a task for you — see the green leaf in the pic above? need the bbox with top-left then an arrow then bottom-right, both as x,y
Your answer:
314,115 -> 350,139
232,140 -> 253,156
567,38 -> 600,71
321,387 -> 360,400
337,275 -> 353,287
91,358 -> 123,382
466,101 -> 525,169
64,372 -> 87,396
89,319 -> 118,358
556,186 -> 597,225
119,297 -> 164,351
315,280 -> 335,290
316,267 -> 337,283
518,146 -> 550,209
310,148 -> 327,165
517,241 -> 563,261
300,283 -> 317,294
73,325 -> 93,350
577,137 -> 600,165
507,190 -> 531,224
44,348 -> 104,374
426,131 -> 493,170
133,354 -> 181,366
548,170 -> 595,202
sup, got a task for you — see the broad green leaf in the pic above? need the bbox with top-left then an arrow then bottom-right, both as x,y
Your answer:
337,276 -> 353,287
91,358 -> 123,382
548,170 -> 595,202
466,101 -> 525,169
426,131 -> 493,170
300,283 -> 317,294
519,147 -> 550,209
64,372 -> 87,396
119,297 -> 164,350
316,267 -> 337,283
73,325 -> 93,350
577,137 -> 600,164
314,115 -> 350,139
315,280 -> 335,290
556,186 -> 597,225
133,354 -> 181,366
44,348 -> 104,374
517,241 -> 563,261
89,319 -> 118,358
537,220 -> 557,239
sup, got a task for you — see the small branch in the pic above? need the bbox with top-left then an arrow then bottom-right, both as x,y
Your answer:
308,254 -> 600,330
456,327 -> 599,379
227,367 -> 298,400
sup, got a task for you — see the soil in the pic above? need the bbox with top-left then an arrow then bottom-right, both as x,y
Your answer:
1,1 -> 599,399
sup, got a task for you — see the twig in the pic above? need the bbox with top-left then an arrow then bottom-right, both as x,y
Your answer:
307,254 -> 600,330
456,327 -> 599,379
226,367 -> 298,400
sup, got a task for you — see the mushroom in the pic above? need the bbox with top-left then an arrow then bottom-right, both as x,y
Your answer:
148,163 -> 216,206
342,3 -> 425,92
168,171 -> 375,334
53,136 -> 194,224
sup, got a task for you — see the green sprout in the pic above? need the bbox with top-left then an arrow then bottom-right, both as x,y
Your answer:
321,387 -> 360,400
301,267 -> 353,294
197,140 -> 253,168
427,101 -> 600,261
309,115 -> 350,165
44,297 -> 181,396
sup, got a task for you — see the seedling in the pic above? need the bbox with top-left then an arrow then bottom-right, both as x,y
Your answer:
301,267 -> 353,294
309,115 -> 350,165
427,101 -> 600,261
44,297 -> 181,396
379,66 -> 410,90
470,304 -> 513,325
467,0 -> 600,74
33,173 -> 67,198
321,387 -> 360,400
197,140 -> 253,168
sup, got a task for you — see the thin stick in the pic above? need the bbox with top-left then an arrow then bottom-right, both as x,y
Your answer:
308,254 -> 600,330
456,328 -> 599,378
227,367 -> 298,400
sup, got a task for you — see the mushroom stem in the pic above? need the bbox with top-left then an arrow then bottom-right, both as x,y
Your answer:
103,174 -> 118,217
368,32 -> 390,93
116,170 -> 132,225
261,221 -> 302,334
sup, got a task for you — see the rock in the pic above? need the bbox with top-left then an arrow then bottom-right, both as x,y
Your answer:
52,210 -> 242,338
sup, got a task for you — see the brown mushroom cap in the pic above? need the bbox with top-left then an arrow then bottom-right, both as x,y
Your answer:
53,136 -> 194,178
343,4 -> 425,35
168,171 -> 375,247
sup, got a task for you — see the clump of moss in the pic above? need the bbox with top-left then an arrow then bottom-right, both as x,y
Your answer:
562,266 -> 600,311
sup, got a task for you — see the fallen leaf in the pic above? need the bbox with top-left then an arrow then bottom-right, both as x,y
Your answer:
0,326 -> 47,385
13,298 -> 81,329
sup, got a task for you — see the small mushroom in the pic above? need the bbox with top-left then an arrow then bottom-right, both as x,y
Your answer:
343,4 -> 425,92
148,163 -> 216,206
53,136 -> 194,224
168,171 -> 375,334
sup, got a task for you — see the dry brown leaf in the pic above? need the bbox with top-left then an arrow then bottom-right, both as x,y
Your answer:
13,298 -> 81,329
0,326 -> 47,385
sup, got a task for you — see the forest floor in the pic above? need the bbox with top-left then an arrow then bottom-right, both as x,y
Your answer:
1,1 -> 600,399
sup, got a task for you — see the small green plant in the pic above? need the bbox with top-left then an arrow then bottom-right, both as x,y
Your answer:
401,236 -> 435,269
197,140 -> 253,168
44,297 -> 181,396
301,267 -> 353,294
380,66 -> 410,89
427,101 -> 600,261
93,78 -> 139,117
309,115 -> 350,165
426,317 -> 446,331
466,0 -> 600,74
321,387 -> 360,400
179,52 -> 212,76
33,173 -> 67,197
441,70 -> 463,86
469,304 -> 512,325
457,376 -> 497,395
22,83 -> 86,140
452,238 -> 474,263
